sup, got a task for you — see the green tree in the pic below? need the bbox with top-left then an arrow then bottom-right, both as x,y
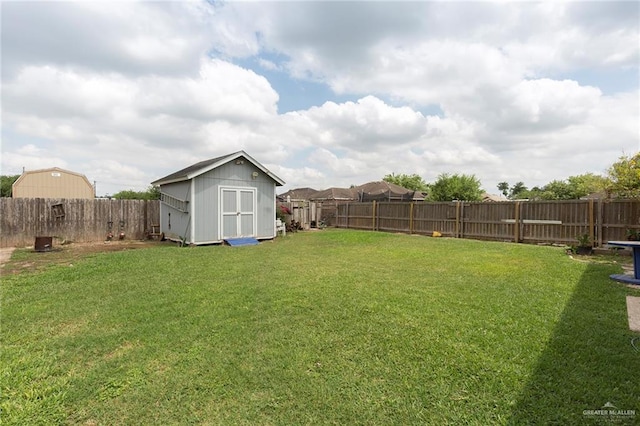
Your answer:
538,180 -> 573,200
383,173 -> 429,192
497,181 -> 509,197
112,186 -> 160,200
523,186 -> 544,200
607,152 -> 640,198
509,182 -> 528,200
0,175 -> 20,197
504,174 -> 609,201
566,173 -> 610,198
428,173 -> 483,201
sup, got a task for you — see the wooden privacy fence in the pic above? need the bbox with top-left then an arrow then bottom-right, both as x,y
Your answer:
336,199 -> 640,247
278,200 -> 337,228
0,198 -> 160,247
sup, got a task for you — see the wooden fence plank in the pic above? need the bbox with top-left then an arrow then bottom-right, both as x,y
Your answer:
600,199 -> 640,242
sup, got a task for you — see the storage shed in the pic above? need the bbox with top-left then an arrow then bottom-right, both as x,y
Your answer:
12,167 -> 95,199
151,151 -> 285,245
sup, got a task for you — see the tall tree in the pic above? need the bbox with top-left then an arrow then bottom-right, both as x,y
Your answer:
383,173 -> 429,192
0,175 -> 20,197
509,181 -> 528,199
607,152 -> 640,198
428,173 -> 483,201
538,180 -> 573,200
566,173 -> 610,198
497,181 -> 509,197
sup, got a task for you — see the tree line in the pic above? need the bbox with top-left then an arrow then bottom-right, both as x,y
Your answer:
383,152 -> 640,202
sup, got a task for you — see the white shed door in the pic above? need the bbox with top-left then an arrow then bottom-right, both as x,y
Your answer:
220,187 -> 256,239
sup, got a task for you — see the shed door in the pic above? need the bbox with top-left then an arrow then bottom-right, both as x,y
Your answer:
220,187 -> 256,239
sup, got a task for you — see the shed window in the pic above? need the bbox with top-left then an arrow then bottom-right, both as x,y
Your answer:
160,192 -> 189,212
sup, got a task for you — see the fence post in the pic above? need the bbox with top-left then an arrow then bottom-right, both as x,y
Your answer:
346,203 -> 349,229
409,202 -> 414,235
514,201 -> 521,243
372,200 -> 376,231
597,199 -> 603,247
455,201 -> 461,238
589,198 -> 595,247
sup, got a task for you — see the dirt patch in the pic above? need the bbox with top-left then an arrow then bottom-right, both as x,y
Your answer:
0,247 -> 16,268
1,240 -> 169,276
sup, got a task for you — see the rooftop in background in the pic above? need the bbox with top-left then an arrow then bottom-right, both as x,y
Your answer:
278,187 -> 319,201
279,181 -> 425,202
482,193 -> 509,202
310,187 -> 358,201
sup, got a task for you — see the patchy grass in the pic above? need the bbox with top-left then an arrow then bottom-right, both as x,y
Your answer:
2,230 -> 638,425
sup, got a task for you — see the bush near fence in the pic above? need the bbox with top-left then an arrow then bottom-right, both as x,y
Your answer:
0,198 -> 160,248
335,199 -> 640,247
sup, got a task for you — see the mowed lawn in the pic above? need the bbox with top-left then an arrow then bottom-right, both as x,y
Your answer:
2,229 -> 638,425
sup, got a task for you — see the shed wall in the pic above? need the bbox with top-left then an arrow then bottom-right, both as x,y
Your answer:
192,159 -> 276,243
159,181 -> 191,242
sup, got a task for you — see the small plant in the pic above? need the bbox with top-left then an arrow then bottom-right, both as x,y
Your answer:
573,233 -> 593,255
625,229 -> 639,241
576,233 -> 591,247
276,204 -> 291,224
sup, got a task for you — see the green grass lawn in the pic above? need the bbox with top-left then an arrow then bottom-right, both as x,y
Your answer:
2,229 -> 639,425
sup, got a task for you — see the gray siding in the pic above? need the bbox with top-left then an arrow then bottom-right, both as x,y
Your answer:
159,181 -> 191,242
192,159 -> 276,243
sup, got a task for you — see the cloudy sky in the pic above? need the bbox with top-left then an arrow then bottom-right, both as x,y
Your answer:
1,1 -> 639,196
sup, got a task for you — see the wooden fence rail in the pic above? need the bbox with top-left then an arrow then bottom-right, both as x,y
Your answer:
336,199 -> 640,247
0,198 -> 160,247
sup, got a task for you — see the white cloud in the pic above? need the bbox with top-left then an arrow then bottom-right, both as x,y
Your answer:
1,58 -> 283,193
1,1 -> 638,197
330,40 -> 523,107
493,79 -> 603,132
1,2 -> 215,79
270,164 -> 326,190
299,96 -> 426,149
2,58 -> 279,140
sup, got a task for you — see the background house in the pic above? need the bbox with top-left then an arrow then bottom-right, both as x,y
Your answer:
12,167 -> 95,199
482,193 -> 509,202
278,187 -> 319,202
151,151 -> 284,245
277,182 -> 423,228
